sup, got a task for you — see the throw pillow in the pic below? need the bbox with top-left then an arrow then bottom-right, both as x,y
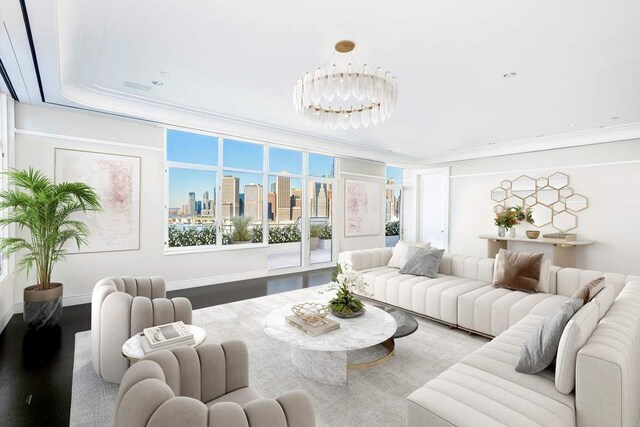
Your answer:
493,249 -> 544,293
515,298 -> 584,374
571,277 -> 605,305
399,248 -> 445,278
555,302 -> 599,394
387,240 -> 431,269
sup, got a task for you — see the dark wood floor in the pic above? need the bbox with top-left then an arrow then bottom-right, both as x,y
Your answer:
0,268 -> 333,426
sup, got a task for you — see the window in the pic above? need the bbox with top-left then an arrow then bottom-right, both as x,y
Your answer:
166,131 -> 218,248
165,129 -> 336,258
385,166 -> 403,247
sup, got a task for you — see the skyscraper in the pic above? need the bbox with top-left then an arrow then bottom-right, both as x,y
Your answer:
203,190 -> 210,210
268,192 -> 276,220
276,175 -> 291,221
244,183 -> 263,221
188,192 -> 196,216
222,175 -> 240,220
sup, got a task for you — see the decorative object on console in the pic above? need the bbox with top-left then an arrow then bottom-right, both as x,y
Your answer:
515,298 -> 584,374
55,149 -> 140,252
326,263 -> 369,317
387,239 -> 431,268
293,40 -> 398,130
0,168 -> 101,329
526,230 -> 540,239
493,205 -> 534,237
490,172 -> 588,231
493,249 -> 544,293
345,179 -> 381,237
399,248 -> 445,278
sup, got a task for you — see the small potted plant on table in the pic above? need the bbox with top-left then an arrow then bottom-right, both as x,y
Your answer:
0,168 -> 101,329
326,263 -> 370,318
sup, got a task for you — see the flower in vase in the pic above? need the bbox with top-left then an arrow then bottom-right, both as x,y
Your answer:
324,262 -> 371,316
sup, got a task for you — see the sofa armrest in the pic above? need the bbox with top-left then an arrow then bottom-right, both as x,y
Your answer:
338,248 -> 393,271
576,281 -> 640,427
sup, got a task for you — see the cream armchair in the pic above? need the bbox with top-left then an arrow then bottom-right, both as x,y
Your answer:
116,342 -> 316,427
91,276 -> 192,383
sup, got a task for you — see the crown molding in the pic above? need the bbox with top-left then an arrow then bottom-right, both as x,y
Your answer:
418,122 -> 640,165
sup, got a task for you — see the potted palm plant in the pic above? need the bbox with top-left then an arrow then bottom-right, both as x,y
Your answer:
0,168 -> 101,329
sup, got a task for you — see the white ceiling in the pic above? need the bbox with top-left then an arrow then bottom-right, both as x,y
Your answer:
3,0 -> 640,164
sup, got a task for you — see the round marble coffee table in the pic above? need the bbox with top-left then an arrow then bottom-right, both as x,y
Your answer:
263,303 -> 397,386
122,325 -> 207,361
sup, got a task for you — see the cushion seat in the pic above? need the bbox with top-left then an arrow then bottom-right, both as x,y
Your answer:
361,268 -> 488,324
457,285 -> 569,336
407,315 -> 576,427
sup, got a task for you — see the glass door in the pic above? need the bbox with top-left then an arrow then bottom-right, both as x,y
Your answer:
309,181 -> 333,265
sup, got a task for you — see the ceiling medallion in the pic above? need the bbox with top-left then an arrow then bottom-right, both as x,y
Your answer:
293,40 -> 398,130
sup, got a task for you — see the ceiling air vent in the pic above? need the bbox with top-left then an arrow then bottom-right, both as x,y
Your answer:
123,81 -> 152,92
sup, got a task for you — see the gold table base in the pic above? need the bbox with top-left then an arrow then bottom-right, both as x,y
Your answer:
347,338 -> 395,370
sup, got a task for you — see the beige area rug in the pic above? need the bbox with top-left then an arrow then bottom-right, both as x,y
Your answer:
70,286 -> 487,426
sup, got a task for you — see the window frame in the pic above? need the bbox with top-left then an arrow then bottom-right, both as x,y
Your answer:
164,127 -> 337,255
385,165 -> 404,244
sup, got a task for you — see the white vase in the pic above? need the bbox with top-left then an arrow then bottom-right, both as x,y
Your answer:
509,228 -> 516,238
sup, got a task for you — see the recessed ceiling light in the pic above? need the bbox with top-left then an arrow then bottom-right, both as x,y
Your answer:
567,123 -> 576,127
610,116 -> 620,120
503,72 -> 517,79
160,71 -> 169,77
151,80 -> 164,86
536,134 -> 545,137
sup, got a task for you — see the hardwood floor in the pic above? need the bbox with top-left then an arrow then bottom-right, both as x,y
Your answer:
0,268 -> 333,426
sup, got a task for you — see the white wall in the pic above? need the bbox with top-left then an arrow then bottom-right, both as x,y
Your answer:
337,158 -> 386,252
436,139 -> 640,275
0,95 -> 14,332
10,103 -> 388,309
12,104 -> 270,307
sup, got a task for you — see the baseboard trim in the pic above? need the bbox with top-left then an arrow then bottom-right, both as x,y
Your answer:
12,292 -> 93,314
166,270 -> 269,292
9,269 -> 272,314
0,308 -> 14,335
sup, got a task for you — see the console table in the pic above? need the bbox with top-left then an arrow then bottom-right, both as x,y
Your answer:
479,234 -> 595,268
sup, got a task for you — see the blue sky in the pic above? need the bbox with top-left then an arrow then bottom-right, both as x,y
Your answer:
386,166 -> 403,184
167,129 -> 337,208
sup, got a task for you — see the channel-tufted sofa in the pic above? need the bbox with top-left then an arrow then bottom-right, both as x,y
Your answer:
91,276 -> 193,383
339,247 -> 640,426
116,342 -> 316,427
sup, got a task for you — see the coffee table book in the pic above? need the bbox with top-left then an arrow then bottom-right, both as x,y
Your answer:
139,334 -> 196,354
143,321 -> 194,349
286,315 -> 340,337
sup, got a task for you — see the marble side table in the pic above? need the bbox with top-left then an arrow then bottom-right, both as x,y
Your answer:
263,302 -> 397,386
122,324 -> 207,361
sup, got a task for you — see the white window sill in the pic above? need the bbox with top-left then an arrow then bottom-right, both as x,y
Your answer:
164,243 -> 268,256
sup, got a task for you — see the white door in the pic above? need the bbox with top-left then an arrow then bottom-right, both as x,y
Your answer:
416,168 -> 449,250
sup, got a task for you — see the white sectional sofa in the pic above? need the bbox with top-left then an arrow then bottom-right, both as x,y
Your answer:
339,247 -> 640,427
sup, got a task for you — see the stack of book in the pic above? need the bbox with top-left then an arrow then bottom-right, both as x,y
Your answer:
542,233 -> 577,243
286,315 -> 340,337
140,321 -> 195,354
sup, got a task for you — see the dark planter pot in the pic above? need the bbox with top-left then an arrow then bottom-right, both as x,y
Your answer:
23,283 -> 63,329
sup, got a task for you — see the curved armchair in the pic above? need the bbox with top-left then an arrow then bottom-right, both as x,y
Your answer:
116,342 -> 316,427
91,276 -> 192,383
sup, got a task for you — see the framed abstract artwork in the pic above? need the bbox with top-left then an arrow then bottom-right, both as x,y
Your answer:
54,149 -> 141,253
345,179 -> 381,237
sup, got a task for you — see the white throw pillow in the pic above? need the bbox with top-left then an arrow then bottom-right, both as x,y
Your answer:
387,240 -> 430,269
555,301 -> 599,394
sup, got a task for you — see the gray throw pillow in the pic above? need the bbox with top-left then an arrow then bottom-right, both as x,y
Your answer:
515,298 -> 584,374
399,248 -> 445,278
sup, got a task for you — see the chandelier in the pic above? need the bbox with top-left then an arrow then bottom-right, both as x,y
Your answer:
293,40 -> 398,130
